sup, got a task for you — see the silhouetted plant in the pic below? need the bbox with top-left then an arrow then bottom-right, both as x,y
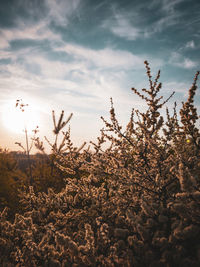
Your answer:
15,99 -> 39,185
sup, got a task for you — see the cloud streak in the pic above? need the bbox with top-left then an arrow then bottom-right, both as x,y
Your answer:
103,0 -> 188,41
45,0 -> 81,26
169,52 -> 197,69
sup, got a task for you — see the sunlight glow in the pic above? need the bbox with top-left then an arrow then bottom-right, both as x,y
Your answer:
2,100 -> 40,135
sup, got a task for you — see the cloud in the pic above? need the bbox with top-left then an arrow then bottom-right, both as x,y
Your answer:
55,43 -> 144,69
104,0 -> 186,41
162,81 -> 190,94
185,40 -> 195,49
178,40 -> 196,52
159,0 -> 184,13
182,58 -> 197,69
169,52 -> 197,69
0,0 -> 82,50
0,38 -> 151,132
0,20 -> 61,49
104,13 -> 140,41
0,33 -> 164,116
45,0 -> 81,26
145,0 -> 185,37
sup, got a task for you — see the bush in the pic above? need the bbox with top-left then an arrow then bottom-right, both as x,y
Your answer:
0,61 -> 200,266
0,149 -> 26,219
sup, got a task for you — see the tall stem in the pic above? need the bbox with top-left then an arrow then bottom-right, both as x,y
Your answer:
50,133 -> 58,176
25,127 -> 33,185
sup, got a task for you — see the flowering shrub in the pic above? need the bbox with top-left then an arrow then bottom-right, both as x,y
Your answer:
0,61 -> 200,266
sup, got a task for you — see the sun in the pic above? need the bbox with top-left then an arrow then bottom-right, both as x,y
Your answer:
2,100 -> 40,135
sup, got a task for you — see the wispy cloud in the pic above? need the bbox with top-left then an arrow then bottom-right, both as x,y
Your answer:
159,0 -> 184,13
178,40 -> 196,52
162,81 -> 191,95
104,0 -> 186,41
45,0 -> 81,26
169,52 -> 197,69
185,40 -> 195,49
103,13 -> 141,41
0,21 -> 61,49
55,43 -> 144,69
0,0 -> 82,50
182,58 -> 197,69
144,0 -> 185,37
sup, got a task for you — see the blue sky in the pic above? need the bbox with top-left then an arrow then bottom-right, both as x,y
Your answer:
0,0 -> 200,152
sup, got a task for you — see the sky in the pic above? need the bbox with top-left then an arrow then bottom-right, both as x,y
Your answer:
0,0 -> 200,153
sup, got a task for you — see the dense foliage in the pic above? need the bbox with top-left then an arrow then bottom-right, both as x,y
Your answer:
0,150 -> 26,218
0,61 -> 200,266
